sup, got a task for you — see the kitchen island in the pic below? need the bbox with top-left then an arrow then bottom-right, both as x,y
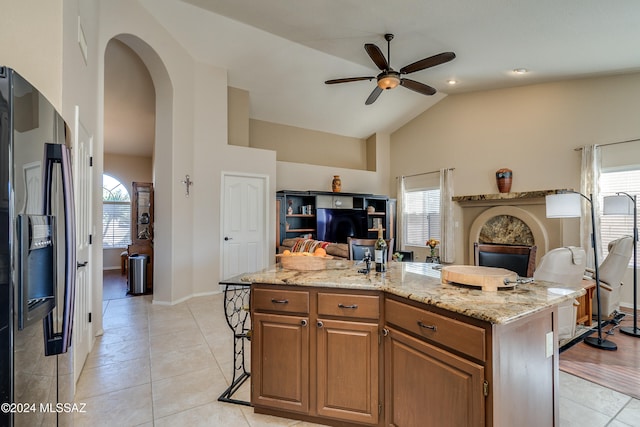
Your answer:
242,262 -> 585,427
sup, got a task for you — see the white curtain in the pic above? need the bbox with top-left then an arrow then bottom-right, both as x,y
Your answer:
580,145 -> 602,269
440,168 -> 455,263
396,176 -> 405,250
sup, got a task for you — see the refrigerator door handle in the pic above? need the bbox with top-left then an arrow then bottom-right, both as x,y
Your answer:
42,143 -> 76,356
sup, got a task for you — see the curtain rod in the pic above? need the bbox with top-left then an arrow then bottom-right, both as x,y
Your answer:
574,137 -> 640,151
398,167 -> 455,179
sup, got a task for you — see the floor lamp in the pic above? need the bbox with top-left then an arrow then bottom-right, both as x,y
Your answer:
546,191 -> 617,351
603,192 -> 639,338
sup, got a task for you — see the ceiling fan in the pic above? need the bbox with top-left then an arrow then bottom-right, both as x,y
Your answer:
325,34 -> 456,105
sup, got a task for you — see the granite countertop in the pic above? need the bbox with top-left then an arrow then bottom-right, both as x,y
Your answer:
240,261 -> 586,325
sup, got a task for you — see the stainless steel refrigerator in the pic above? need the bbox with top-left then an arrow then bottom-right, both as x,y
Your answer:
0,67 -> 76,426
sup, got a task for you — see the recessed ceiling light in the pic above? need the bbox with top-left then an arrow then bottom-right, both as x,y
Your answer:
513,68 -> 528,74
447,79 -> 458,85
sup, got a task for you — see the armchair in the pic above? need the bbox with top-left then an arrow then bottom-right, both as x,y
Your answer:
588,236 -> 633,317
474,243 -> 537,277
533,246 -> 587,339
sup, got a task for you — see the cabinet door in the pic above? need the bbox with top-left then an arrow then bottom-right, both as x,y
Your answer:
251,312 -> 310,414
316,318 -> 380,425
385,327 -> 484,427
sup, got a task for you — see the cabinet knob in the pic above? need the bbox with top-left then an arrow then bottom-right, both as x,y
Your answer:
317,320 -> 324,328
224,236 -> 232,241
301,319 -> 308,327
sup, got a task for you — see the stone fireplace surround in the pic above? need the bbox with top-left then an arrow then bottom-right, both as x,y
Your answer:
453,189 -> 570,266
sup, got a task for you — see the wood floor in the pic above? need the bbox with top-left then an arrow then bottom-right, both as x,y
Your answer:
559,308 -> 640,400
103,269 -> 131,300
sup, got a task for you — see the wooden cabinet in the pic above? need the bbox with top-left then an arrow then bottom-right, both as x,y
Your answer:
251,285 -> 383,426
252,286 -> 559,427
251,288 -> 310,413
384,295 -> 558,427
131,182 -> 153,244
275,191 -> 396,247
316,291 -> 381,425
251,312 -> 310,413
128,182 -> 153,292
277,191 -> 317,243
384,298 -> 485,427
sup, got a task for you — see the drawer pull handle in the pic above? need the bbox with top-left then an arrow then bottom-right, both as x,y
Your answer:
271,299 -> 289,304
417,321 -> 437,332
338,303 -> 358,309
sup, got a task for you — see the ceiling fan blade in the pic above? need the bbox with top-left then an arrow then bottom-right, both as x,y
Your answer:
401,79 -> 437,96
400,52 -> 456,75
365,86 -> 383,105
325,76 -> 375,84
364,43 -> 388,71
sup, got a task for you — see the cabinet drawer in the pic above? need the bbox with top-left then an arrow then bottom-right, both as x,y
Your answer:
385,298 -> 486,361
318,292 -> 380,320
253,288 -> 310,314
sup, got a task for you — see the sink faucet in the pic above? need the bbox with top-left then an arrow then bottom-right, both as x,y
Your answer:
357,249 -> 372,274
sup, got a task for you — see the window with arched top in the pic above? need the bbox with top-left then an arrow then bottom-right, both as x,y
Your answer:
103,174 -> 131,248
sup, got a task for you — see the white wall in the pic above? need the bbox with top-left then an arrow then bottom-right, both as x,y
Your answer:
391,72 -> 640,308
276,132 -> 391,196
0,0 -> 64,108
98,0 -> 277,305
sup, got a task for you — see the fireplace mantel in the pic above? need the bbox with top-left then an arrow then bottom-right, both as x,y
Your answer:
453,189 -> 570,207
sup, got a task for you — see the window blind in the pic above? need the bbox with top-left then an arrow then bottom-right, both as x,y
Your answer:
600,168 -> 640,262
405,189 -> 441,246
103,201 -> 131,248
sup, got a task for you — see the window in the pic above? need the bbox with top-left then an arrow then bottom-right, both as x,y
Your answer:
103,175 -> 131,248
404,188 -> 441,246
599,168 -> 640,262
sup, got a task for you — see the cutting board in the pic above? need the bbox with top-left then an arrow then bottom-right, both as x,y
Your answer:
441,265 -> 518,291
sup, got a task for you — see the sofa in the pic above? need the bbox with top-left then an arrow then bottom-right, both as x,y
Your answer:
279,238 -> 349,259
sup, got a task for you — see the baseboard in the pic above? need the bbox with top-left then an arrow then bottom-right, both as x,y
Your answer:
103,266 -> 120,271
151,290 -> 220,306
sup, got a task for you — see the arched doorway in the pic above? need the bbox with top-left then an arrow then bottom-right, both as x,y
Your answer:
103,38 -> 156,299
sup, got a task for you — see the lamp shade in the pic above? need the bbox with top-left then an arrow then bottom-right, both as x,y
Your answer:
603,195 -> 634,215
546,193 -> 582,218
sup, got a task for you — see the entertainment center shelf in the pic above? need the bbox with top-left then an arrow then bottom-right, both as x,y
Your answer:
276,190 -> 395,248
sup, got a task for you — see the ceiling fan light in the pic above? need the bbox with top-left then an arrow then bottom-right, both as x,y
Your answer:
378,75 -> 400,90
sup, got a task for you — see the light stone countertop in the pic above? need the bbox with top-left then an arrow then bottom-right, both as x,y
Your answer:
240,261 -> 587,325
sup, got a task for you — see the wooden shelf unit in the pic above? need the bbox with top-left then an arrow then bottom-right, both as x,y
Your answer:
128,182 -> 154,293
276,190 -> 396,250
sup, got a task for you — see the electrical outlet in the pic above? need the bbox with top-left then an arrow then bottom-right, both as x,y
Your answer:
545,331 -> 554,358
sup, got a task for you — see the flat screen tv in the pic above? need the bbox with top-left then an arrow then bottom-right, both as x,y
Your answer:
316,208 -> 367,243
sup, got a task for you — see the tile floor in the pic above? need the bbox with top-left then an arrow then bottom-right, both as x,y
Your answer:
74,290 -> 640,426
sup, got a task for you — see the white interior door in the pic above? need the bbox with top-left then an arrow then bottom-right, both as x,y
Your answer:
73,106 -> 93,384
222,173 -> 268,279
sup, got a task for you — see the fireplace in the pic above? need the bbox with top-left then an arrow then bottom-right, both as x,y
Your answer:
454,190 -> 569,266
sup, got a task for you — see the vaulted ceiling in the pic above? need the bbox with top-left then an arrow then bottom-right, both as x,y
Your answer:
104,0 -> 640,156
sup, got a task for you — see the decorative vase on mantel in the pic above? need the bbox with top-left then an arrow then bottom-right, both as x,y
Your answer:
331,175 -> 342,192
496,168 -> 513,193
